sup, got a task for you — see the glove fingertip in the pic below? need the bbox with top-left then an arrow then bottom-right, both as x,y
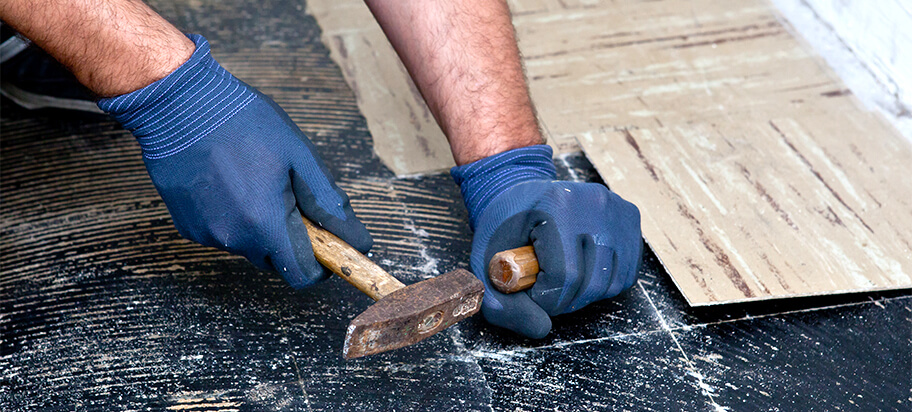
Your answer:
290,173 -> 373,254
281,267 -> 312,290
339,219 -> 373,254
521,315 -> 552,340
482,294 -> 552,339
273,252 -> 328,289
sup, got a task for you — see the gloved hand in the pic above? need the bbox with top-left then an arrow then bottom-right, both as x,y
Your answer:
98,34 -> 371,288
452,145 -> 642,338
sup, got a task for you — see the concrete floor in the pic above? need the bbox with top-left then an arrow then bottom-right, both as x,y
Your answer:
1,1 -> 909,410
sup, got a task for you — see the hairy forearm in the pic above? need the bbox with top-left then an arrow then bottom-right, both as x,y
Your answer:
365,0 -> 544,165
0,0 -> 193,97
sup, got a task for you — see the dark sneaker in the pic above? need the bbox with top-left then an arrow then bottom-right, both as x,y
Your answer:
1,26 -> 102,114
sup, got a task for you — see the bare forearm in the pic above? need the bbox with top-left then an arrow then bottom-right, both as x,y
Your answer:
365,0 -> 544,165
0,0 -> 193,97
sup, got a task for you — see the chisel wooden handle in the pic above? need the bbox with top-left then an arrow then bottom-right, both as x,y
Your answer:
302,217 -> 405,301
488,246 -> 539,294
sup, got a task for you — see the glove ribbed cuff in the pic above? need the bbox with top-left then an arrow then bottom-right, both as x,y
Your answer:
97,34 -> 256,160
451,145 -> 557,230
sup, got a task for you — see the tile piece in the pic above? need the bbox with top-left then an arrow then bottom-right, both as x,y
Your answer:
516,0 -> 912,304
523,0 -> 912,304
308,0 -> 912,304
580,107 -> 912,305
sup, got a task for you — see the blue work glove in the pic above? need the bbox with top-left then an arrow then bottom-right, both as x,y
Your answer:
452,145 -> 643,338
98,34 -> 371,288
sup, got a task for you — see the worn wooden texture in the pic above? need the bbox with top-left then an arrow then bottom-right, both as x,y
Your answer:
302,216 -> 405,301
305,0 -> 581,176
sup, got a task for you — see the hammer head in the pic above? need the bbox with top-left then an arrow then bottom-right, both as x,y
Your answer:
342,269 -> 484,359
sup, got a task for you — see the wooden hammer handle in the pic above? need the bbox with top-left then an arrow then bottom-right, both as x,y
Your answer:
302,217 -> 405,301
488,246 -> 539,294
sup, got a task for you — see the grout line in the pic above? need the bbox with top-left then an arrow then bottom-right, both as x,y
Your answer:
638,281 -> 727,411
288,352 -> 314,412
499,329 -> 670,353
638,281 -> 690,362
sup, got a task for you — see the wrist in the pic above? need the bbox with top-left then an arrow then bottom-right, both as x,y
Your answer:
451,129 -> 546,166
98,34 -> 257,160
88,34 -> 195,97
451,145 -> 556,230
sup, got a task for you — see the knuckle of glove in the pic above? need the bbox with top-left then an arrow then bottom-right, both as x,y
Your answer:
535,181 -> 642,309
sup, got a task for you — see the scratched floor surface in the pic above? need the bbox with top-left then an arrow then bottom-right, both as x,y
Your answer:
1,1 -> 909,410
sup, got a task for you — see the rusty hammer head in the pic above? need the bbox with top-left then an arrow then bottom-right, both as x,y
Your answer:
342,269 -> 484,359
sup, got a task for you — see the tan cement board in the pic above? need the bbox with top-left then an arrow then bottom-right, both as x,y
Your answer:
309,0 -> 912,305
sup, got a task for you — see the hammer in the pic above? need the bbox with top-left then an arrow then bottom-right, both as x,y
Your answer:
302,217 -> 484,359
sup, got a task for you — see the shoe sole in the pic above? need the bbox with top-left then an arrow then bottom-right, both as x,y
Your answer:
1,81 -> 104,114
